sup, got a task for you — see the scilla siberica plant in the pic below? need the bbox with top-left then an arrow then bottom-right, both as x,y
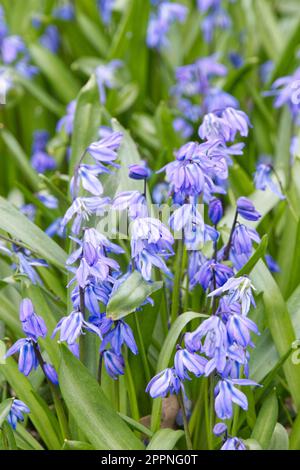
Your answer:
1,0 -> 299,454
145,102 -> 262,450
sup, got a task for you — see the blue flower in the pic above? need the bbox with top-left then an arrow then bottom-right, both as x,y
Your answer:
213,422 -> 227,437
159,142 -> 213,198
113,190 -> 148,219
237,197 -> 261,221
100,320 -> 138,356
214,378 -> 257,420
1,35 -> 25,64
190,260 -> 234,291
61,196 -> 110,234
199,107 -> 251,142
52,311 -> 101,345
184,316 -> 228,373
30,130 -> 56,173
173,117 -> 193,139
19,298 -> 47,340
95,61 -> 122,104
208,198 -> 223,225
226,313 -> 259,348
254,162 -> 285,199
234,225 -> 259,259
225,106 -> 251,138
174,348 -> 207,380
147,2 -> 188,50
44,363 -> 59,385
265,254 -> 280,273
7,399 -> 30,430
16,252 -> 48,285
128,162 -> 151,180
72,280 -> 112,317
102,350 -> 125,379
197,0 -> 221,13
56,100 -> 76,136
134,249 -> 173,281
87,131 -> 122,166
221,437 -> 246,450
5,338 -> 38,376
208,276 -> 256,315
152,182 -> 169,204
270,67 -> 300,120
53,4 -> 74,21
146,368 -> 181,398
37,192 -> 58,209
40,25 -> 60,53
201,7 -> 231,43
97,0 -> 115,25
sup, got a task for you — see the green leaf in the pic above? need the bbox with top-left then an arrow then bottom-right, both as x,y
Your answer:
62,440 -> 95,450
76,12 -> 108,57
251,261 -> 300,409
151,311 -> 208,432
269,17 -> 300,84
14,74 -> 65,116
107,271 -> 163,321
102,118 -> 144,198
0,128 -> 40,191
251,391 -> 278,449
147,428 -> 184,450
268,423 -> 289,450
0,197 -> 67,270
244,438 -> 263,450
236,234 -> 268,277
118,413 -> 153,438
27,285 -> 60,368
0,398 -> 13,428
69,74 -> 102,176
254,0 -> 283,60
223,57 -> 259,93
1,357 -> 61,449
108,83 -> 139,115
58,344 -> 144,450
1,421 -> 17,449
29,44 -> 80,103
15,423 -> 44,450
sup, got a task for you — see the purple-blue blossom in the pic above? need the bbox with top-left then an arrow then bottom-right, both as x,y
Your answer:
7,399 -> 30,430
237,197 -> 261,221
19,298 -> 47,340
52,310 -> 101,345
146,368 -> 181,398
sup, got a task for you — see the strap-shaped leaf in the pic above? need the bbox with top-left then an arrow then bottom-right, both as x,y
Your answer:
107,271 -> 163,321
0,196 -> 67,270
58,345 -> 144,450
147,429 -> 184,450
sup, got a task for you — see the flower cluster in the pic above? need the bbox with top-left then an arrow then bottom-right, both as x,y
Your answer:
55,130 -> 143,379
5,298 -> 58,384
0,6 -> 37,96
145,103 -> 263,449
197,0 -> 232,44
171,54 -> 241,139
147,1 -> 188,50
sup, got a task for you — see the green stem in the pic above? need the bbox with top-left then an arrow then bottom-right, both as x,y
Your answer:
204,379 -> 213,450
79,286 -> 86,364
178,390 -> 193,450
231,404 -> 240,437
134,314 -> 151,383
124,356 -> 140,422
171,239 -> 184,324
114,379 -> 120,412
33,342 -> 70,440
223,209 -> 238,261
